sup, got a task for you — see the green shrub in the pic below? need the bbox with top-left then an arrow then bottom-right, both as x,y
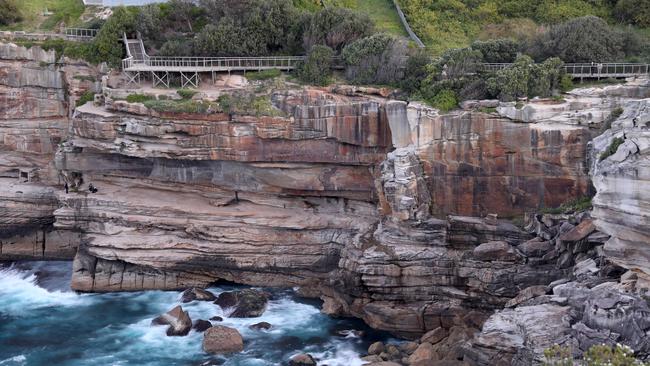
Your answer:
126,94 -> 155,103
143,99 -> 217,114
471,39 -> 518,63
527,16 -> 626,63
560,75 -> 574,92
296,45 -> 334,86
216,93 -> 283,117
543,343 -> 648,366
76,91 -> 95,107
601,107 -> 624,131
540,196 -> 592,214
0,0 -> 22,26
600,136 -> 625,161
303,7 -> 374,52
176,89 -> 197,100
246,69 -> 282,81
486,55 -> 564,101
430,89 -> 458,112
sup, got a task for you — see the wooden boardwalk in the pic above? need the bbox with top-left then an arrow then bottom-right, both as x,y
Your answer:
482,63 -> 650,79
121,35 -> 650,87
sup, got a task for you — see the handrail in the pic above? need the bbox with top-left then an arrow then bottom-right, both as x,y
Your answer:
481,62 -> 650,76
63,28 -> 98,38
123,55 -> 306,71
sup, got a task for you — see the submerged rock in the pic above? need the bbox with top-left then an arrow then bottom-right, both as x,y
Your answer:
215,289 -> 269,318
202,325 -> 244,354
288,353 -> 316,366
151,305 -> 192,336
249,321 -> 271,331
193,319 -> 212,332
181,288 -> 216,303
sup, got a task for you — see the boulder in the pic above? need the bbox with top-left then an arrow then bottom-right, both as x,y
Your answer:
368,341 -> 385,355
518,238 -> 554,257
181,287 -> 216,303
408,342 -> 438,365
151,305 -> 192,336
193,319 -> 212,332
215,289 -> 269,318
421,327 -> 448,345
210,316 -> 223,322
505,285 -> 549,308
399,341 -> 419,354
288,353 -> 316,366
249,321 -> 272,331
473,241 -> 522,262
202,325 -> 244,354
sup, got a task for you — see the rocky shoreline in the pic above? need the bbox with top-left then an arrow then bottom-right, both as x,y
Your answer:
1,42 -> 649,364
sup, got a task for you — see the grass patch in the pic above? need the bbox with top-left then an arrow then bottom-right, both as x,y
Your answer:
540,196 -> 593,215
0,0 -> 86,31
126,94 -> 155,103
300,0 -> 407,36
217,93 -> 284,117
143,99 -> 218,114
75,91 -> 94,107
73,75 -> 96,82
245,69 -> 282,81
599,136 -> 625,161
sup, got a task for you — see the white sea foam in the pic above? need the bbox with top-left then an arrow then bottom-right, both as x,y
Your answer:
0,355 -> 27,365
0,267 -> 90,316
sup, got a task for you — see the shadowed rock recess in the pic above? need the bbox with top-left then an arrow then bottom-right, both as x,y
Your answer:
2,42 -> 650,364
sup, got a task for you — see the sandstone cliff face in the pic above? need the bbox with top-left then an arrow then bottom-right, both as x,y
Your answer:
590,98 -> 650,285
0,43 -> 100,259
2,42 -> 649,357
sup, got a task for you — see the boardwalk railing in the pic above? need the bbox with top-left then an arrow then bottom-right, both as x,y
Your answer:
122,56 -> 306,71
482,63 -> 650,78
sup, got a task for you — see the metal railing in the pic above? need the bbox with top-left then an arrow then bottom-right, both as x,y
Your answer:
482,63 -> 650,77
64,28 -> 98,39
122,56 -> 306,71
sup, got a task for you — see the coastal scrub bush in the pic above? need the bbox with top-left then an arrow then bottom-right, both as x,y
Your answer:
430,89 -> 458,112
143,99 -> 217,114
91,7 -> 138,67
400,50 -> 432,95
302,7 -> 373,52
0,0 -> 22,26
296,45 -> 334,86
600,136 -> 625,161
75,91 -> 95,107
471,39 -> 518,63
486,55 -> 564,101
527,16 -> 625,63
341,33 -> 408,85
176,89 -> 197,100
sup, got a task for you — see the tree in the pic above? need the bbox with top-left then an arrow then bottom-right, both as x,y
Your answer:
471,39 -> 519,63
486,55 -> 564,101
296,45 -> 334,86
341,33 -> 408,85
303,7 -> 374,52
527,16 -> 624,62
436,47 -> 483,79
91,6 -> 138,67
614,0 -> 650,27
0,0 -> 22,26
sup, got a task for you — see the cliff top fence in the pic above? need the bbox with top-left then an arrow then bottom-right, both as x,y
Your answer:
482,63 -> 650,79
0,28 -> 97,42
391,0 -> 425,48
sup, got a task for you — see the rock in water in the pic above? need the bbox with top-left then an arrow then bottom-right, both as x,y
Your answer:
288,353 -> 316,366
181,288 -> 216,303
210,316 -> 223,322
202,325 -> 244,354
151,305 -> 192,336
249,321 -> 272,330
215,289 -> 269,318
193,319 -> 212,332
